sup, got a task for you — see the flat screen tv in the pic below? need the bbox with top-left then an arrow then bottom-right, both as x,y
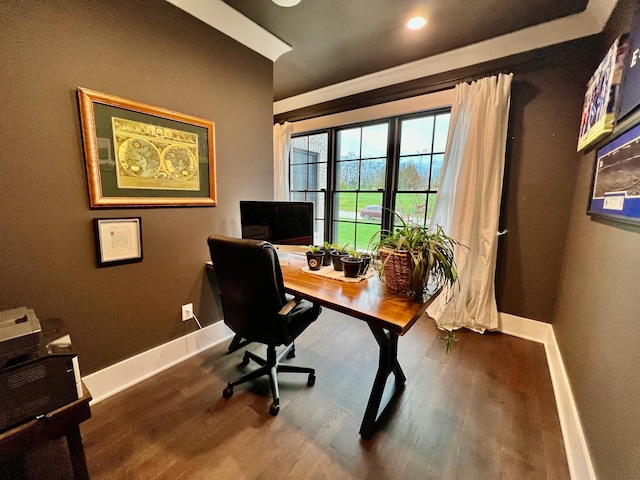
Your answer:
240,201 -> 314,245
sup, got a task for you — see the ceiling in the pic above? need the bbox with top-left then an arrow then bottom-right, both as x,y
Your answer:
168,0 -> 618,113
222,0 -> 588,101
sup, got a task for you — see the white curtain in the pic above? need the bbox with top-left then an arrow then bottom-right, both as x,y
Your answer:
427,73 -> 513,333
273,122 -> 294,200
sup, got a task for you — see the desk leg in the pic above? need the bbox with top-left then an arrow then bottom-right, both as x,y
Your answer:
359,324 -> 406,440
66,425 -> 90,480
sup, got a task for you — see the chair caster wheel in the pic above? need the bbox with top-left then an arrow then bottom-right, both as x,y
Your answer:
223,386 -> 234,399
286,348 -> 296,359
307,373 -> 316,386
241,353 -> 250,366
269,401 -> 280,416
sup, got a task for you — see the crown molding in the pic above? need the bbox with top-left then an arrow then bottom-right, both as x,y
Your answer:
166,0 -> 292,61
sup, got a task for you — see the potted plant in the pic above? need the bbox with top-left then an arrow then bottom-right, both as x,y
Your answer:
369,212 -> 462,351
319,241 -> 333,266
330,242 -> 349,271
305,245 -> 325,271
359,252 -> 372,276
370,213 -> 460,299
340,250 -> 363,278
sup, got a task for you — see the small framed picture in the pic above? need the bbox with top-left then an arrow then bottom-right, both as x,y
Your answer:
93,217 -> 143,267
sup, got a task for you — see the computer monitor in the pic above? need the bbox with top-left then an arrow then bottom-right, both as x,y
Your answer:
239,201 -> 314,245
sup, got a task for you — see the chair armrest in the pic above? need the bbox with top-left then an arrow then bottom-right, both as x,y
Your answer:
278,297 -> 302,316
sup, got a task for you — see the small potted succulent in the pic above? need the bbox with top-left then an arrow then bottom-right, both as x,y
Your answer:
319,241 -> 333,266
305,245 -> 325,271
340,250 -> 363,278
330,242 -> 350,271
359,252 -> 372,276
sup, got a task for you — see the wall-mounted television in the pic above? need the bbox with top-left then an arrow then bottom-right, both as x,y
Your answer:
240,201 -> 314,245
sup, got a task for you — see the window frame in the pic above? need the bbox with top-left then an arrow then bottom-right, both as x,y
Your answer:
289,107 -> 451,248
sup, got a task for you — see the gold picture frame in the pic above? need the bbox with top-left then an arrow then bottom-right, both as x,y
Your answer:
78,88 -> 216,207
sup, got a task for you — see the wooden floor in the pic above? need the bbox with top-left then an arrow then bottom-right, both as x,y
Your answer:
79,309 -> 569,480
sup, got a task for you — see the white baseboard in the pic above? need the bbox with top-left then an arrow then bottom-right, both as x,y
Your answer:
82,321 -> 234,404
498,313 -> 596,480
81,313 -> 594,480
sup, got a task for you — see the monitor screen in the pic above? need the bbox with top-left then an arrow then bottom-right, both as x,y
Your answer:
240,201 -> 314,245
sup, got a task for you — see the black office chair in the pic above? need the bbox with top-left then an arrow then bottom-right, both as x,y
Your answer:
207,235 -> 321,416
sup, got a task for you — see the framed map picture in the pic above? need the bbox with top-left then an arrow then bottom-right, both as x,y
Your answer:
78,88 -> 216,208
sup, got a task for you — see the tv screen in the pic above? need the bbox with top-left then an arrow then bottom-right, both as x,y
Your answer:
240,201 -> 314,245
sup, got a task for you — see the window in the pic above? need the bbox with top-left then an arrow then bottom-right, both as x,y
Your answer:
289,109 -> 450,250
289,133 -> 328,245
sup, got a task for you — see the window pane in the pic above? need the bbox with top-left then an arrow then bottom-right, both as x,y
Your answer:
333,220 -> 355,250
334,192 -> 357,221
336,160 -> 359,190
426,193 -> 437,225
398,155 -> 430,190
315,161 -> 327,190
356,223 -> 380,251
314,219 -> 324,245
311,191 -> 325,218
400,117 -> 434,156
291,191 -> 305,202
360,159 -> 386,190
433,113 -> 450,152
357,193 -> 383,224
430,154 -> 444,189
291,164 -> 307,190
309,134 -> 328,162
395,192 -> 428,225
361,123 -> 388,159
338,128 -> 360,160
291,147 -> 310,165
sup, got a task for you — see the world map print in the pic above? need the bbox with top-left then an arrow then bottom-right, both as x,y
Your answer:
112,117 -> 199,191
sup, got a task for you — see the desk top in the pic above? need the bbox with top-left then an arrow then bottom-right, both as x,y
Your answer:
281,255 -> 439,335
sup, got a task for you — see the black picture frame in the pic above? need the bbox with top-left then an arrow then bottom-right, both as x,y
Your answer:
93,217 -> 143,267
588,121 -> 640,226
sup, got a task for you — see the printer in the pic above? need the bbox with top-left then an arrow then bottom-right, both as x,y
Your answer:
0,308 -> 82,432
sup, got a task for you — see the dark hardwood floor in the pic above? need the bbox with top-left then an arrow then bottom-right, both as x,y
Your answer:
79,309 -> 569,480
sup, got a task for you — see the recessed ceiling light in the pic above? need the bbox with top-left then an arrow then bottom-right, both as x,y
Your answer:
407,16 -> 427,30
272,0 -> 301,6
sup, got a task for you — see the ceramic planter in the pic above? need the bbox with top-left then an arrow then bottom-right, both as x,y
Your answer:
331,250 -> 349,271
341,257 -> 363,278
319,247 -> 332,266
306,251 -> 325,270
359,254 -> 372,276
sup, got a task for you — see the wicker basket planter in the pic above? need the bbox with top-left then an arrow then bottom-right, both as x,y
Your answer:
378,248 -> 414,293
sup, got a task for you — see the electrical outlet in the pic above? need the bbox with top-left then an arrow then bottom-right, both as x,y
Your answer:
181,303 -> 193,322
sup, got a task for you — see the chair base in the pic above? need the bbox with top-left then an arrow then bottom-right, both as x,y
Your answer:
222,342 -> 315,416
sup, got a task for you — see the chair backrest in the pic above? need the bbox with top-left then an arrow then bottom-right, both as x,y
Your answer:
207,235 -> 287,345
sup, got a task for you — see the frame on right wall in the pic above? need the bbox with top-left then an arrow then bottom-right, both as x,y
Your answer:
588,121 -> 640,226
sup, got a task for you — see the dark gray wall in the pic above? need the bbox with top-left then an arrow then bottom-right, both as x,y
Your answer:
0,0 -> 273,374
496,44 -> 594,321
553,1 -> 640,478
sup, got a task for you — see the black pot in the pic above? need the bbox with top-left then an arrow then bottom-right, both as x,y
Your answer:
341,257 -> 363,278
319,247 -> 332,266
331,250 -> 349,271
359,254 -> 372,276
306,251 -> 325,271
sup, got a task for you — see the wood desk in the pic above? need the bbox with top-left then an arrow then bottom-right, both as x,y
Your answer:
281,255 -> 440,440
0,384 -> 92,479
